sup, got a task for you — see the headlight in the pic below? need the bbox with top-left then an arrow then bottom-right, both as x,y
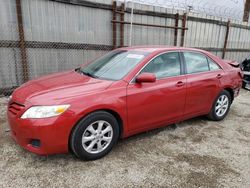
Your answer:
21,105 -> 70,119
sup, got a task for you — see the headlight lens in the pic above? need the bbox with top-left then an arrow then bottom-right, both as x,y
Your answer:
21,105 -> 70,119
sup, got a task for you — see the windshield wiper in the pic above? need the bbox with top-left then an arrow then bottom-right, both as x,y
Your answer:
75,68 -> 99,78
82,71 -> 99,78
75,67 -> 81,73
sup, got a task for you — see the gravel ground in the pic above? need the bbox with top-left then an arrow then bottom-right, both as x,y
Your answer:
0,90 -> 249,188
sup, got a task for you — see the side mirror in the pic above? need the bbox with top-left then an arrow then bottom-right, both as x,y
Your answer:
136,73 -> 156,83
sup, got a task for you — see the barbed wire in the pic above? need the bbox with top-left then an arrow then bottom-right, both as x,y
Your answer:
123,0 -> 245,21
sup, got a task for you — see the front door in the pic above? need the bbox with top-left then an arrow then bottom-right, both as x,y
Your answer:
126,51 -> 187,133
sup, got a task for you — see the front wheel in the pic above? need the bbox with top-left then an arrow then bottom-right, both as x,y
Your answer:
207,90 -> 232,121
70,111 -> 120,160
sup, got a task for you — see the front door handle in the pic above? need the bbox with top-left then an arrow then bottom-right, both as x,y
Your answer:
216,74 -> 223,79
176,81 -> 185,87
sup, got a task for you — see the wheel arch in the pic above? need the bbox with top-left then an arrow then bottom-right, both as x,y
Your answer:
68,108 -> 124,151
101,108 -> 124,138
223,87 -> 234,102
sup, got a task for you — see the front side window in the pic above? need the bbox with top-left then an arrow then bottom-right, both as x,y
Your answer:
183,52 -> 209,74
79,50 -> 149,80
141,52 -> 181,79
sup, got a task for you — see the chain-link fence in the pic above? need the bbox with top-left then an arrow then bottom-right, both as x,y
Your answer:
0,0 -> 115,96
1,0 -> 250,96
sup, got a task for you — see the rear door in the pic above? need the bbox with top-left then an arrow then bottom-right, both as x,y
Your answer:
181,51 -> 224,117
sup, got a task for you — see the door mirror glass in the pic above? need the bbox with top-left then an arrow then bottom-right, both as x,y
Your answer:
136,73 -> 156,83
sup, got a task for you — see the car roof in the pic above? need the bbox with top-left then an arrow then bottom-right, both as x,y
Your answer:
119,45 -> 207,54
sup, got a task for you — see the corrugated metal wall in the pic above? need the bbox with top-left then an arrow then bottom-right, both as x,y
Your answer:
123,4 -> 177,46
0,0 -> 21,90
0,0 -> 250,94
22,0 -> 112,80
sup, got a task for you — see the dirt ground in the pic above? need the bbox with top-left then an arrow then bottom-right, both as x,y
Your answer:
0,90 -> 249,188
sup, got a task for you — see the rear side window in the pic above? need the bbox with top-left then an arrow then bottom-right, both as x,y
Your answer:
183,52 -> 209,74
207,58 -> 221,71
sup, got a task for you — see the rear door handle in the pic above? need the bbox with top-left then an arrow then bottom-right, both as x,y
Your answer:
176,81 -> 185,87
216,74 -> 223,79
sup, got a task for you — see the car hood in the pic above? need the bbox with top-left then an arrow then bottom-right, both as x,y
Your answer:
12,70 -> 113,105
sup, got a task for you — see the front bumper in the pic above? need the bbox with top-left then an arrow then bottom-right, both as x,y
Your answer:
7,110 -> 77,155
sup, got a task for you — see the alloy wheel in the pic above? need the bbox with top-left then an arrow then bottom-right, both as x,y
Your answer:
215,94 -> 229,117
81,120 -> 113,154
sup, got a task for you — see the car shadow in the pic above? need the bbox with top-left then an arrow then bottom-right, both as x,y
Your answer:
119,115 -> 209,142
25,115 -> 211,162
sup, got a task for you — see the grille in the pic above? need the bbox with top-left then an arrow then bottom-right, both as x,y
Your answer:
8,102 -> 25,115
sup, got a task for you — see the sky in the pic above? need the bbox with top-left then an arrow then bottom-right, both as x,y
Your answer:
121,0 -> 245,21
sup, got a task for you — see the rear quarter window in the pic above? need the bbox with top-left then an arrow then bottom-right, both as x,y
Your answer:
207,58 -> 221,71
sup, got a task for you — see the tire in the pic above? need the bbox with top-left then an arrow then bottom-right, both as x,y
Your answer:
207,90 -> 232,121
70,111 -> 120,160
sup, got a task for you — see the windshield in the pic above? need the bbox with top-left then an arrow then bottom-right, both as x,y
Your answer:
79,50 -> 149,80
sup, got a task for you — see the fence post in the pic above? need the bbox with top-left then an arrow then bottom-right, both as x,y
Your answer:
180,13 -> 187,47
174,13 -> 179,46
120,3 -> 125,47
222,20 -> 230,59
112,1 -> 117,49
16,0 -> 28,82
243,0 -> 250,22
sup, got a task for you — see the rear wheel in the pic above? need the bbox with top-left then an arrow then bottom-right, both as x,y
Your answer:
70,111 -> 119,160
207,90 -> 232,121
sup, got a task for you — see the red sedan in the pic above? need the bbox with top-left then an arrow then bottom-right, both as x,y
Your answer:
7,46 -> 242,160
